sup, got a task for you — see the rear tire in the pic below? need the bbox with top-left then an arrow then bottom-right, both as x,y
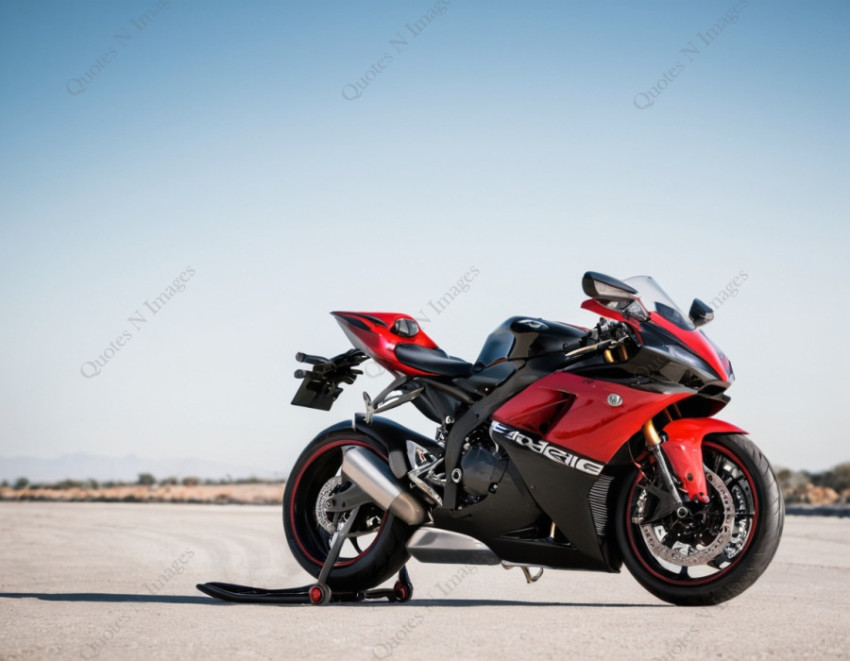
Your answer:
283,431 -> 411,592
614,434 -> 784,606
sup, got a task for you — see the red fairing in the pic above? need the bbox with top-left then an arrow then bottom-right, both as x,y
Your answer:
580,299 -> 730,382
493,371 -> 691,464
662,418 -> 746,502
331,311 -> 439,376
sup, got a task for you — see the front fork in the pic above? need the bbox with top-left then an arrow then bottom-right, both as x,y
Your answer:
643,415 -> 746,506
643,420 -> 694,518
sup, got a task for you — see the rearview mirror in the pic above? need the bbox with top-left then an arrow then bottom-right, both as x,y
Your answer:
582,271 -> 639,302
689,298 -> 714,327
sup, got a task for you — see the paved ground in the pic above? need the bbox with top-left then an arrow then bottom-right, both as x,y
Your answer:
0,503 -> 847,660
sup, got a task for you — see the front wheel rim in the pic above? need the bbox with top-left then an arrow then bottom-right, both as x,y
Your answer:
625,440 -> 760,586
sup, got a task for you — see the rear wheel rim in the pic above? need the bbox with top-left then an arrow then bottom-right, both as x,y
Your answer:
288,440 -> 388,568
625,440 -> 760,586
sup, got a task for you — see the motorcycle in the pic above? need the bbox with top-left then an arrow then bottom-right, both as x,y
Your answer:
281,271 -> 784,606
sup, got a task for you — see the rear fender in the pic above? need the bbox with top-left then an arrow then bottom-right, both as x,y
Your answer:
661,418 -> 746,502
310,414 -> 442,479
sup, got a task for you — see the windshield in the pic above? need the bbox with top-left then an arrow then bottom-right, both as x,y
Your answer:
624,276 -> 695,330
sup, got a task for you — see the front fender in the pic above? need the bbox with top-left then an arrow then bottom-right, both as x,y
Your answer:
661,418 -> 746,502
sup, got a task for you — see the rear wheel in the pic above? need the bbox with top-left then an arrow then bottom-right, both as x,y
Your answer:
283,432 -> 411,592
614,434 -> 784,606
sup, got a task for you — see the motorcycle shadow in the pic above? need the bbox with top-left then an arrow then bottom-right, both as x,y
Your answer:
363,598 -> 669,608
0,592 -> 225,606
0,593 -> 670,608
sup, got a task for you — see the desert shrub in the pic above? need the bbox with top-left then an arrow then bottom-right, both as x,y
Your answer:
137,473 -> 156,486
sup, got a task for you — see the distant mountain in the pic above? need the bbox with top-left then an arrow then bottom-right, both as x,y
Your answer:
0,453 -> 287,483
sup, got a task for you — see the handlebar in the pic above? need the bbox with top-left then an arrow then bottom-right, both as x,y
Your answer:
564,320 -> 633,360
590,319 -> 632,344
295,352 -> 328,365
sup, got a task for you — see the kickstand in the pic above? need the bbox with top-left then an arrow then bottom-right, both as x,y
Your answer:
501,562 -> 544,584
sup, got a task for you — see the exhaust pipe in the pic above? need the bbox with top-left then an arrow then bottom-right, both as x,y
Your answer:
341,447 -> 426,526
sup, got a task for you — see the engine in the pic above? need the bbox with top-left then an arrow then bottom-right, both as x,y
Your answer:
457,425 -> 508,504
406,423 -> 509,507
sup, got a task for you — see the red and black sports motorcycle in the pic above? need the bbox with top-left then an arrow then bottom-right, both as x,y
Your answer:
281,272 -> 783,606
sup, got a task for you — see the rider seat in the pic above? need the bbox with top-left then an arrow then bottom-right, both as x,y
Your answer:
394,344 -> 474,378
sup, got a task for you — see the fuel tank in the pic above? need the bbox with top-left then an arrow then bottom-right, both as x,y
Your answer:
475,316 -> 587,367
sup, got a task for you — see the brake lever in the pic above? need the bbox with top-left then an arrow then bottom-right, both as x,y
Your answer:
564,339 -> 615,359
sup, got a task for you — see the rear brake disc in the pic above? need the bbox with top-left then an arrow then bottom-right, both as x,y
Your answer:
315,476 -> 343,534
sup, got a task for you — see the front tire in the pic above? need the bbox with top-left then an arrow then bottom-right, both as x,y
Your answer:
614,434 -> 784,606
283,431 -> 411,592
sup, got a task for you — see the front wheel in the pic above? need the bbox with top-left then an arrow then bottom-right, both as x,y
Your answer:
283,431 -> 411,592
614,434 -> 784,606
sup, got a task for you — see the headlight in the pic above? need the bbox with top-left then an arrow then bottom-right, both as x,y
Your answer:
666,344 -> 722,382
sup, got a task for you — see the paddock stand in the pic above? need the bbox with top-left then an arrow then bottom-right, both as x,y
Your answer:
196,506 -> 414,606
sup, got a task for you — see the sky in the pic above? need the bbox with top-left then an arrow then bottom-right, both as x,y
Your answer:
1,0 -> 848,476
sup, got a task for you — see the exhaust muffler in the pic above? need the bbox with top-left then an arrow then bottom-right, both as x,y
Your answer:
341,446 -> 426,526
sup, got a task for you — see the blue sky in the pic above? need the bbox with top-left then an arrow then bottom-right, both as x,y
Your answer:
1,0 -> 848,474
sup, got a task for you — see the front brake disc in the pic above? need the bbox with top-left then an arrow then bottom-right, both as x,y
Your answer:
639,469 -> 736,567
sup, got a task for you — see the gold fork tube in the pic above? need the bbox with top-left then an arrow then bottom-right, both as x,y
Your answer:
643,419 -> 663,447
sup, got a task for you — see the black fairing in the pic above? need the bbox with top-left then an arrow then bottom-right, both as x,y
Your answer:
431,439 -> 620,571
496,440 -> 615,570
432,460 -> 549,561
569,323 -> 727,392
475,316 -> 587,367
